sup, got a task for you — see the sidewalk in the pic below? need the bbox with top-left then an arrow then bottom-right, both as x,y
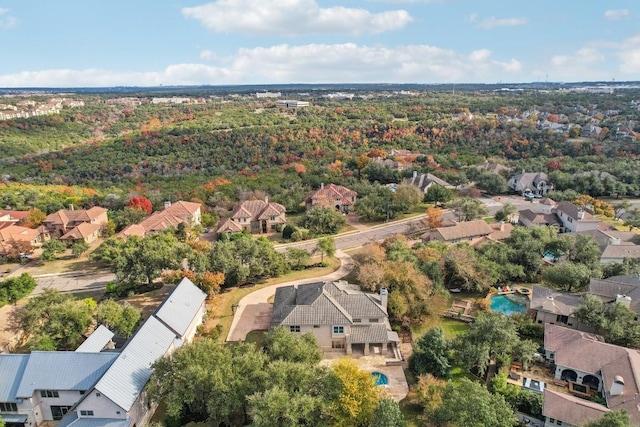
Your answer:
226,250 -> 355,341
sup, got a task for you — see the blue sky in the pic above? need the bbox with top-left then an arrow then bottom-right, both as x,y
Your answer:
0,0 -> 638,87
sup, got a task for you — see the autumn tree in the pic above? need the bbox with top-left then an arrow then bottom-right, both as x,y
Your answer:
127,196 -> 153,214
328,358 -> 380,427
426,206 -> 443,229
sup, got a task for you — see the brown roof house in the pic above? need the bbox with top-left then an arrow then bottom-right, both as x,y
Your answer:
44,206 -> 108,237
529,285 -> 583,329
115,201 -> 201,239
423,219 -> 494,245
0,224 -> 50,256
542,323 -> 640,426
271,280 -> 400,360
305,184 -> 357,214
60,222 -> 102,244
217,198 -> 286,235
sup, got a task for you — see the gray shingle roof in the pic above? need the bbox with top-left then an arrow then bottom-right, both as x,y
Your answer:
76,325 -> 114,353
589,275 -> 640,313
271,281 -> 386,327
95,316 -> 177,411
530,286 -> 581,316
16,352 -> 117,398
154,278 -> 207,337
0,354 -> 28,402
349,324 -> 390,344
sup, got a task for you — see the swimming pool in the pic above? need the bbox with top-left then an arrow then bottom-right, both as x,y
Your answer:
371,371 -> 388,386
490,294 -> 527,316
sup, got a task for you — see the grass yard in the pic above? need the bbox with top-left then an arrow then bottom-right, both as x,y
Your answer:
202,256 -> 341,342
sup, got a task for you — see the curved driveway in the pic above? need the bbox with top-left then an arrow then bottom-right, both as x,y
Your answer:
226,250 -> 355,341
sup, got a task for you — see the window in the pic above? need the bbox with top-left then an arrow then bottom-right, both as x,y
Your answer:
353,319 -> 361,323
289,325 -> 301,333
270,216 -> 276,221
313,325 -> 320,328
0,402 -> 18,412
549,419 -> 555,423
40,390 -> 59,398
369,318 -> 379,323
80,410 -> 94,416
116,411 -> 121,415
333,326 -> 344,334
332,341 -> 345,349
556,421 -> 562,425
96,393 -> 101,397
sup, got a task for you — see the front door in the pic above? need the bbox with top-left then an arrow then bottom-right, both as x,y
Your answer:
50,406 -> 72,420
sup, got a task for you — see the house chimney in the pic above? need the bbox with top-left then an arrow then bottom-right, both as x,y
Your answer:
500,221 -> 505,231
610,376 -> 625,396
69,204 -> 74,211
265,195 -> 269,204
577,209 -> 585,220
380,288 -> 388,311
610,237 -> 621,246
616,294 -> 632,308
164,201 -> 172,210
413,170 -> 418,179
320,183 -> 324,189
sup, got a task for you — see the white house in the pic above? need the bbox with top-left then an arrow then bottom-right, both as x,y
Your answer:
555,201 -> 601,233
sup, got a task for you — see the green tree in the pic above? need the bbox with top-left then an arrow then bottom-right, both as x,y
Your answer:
315,236 -> 336,264
0,273 -> 37,306
40,238 -> 67,261
494,203 -> 517,222
454,311 -> 521,375
574,293 -> 607,333
248,386 -> 327,427
475,171 -> 508,194
393,183 -> 423,213
71,240 -> 90,258
409,327 -> 450,379
286,248 -> 311,270
428,378 -> 517,427
424,185 -> 452,206
95,299 -> 142,338
584,410 -> 632,427
541,262 -> 592,292
112,206 -> 149,230
371,398 -> 405,427
263,327 -> 323,364
300,206 -> 346,235
448,197 -> 488,221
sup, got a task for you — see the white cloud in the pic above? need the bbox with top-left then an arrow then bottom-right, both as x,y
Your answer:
182,0 -> 413,36
469,13 -> 527,29
199,50 -> 217,61
0,43 -> 523,87
604,9 -> 629,20
0,8 -> 18,29
616,33 -> 640,75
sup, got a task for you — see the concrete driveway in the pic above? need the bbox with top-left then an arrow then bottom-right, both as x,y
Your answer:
226,250 -> 355,341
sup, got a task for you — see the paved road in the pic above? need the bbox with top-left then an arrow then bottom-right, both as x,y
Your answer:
32,272 -> 116,295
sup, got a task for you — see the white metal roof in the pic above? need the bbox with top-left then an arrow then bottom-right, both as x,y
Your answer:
76,325 -> 115,353
154,278 -> 206,337
94,316 -> 176,411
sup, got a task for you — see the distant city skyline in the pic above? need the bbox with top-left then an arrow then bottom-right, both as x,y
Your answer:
0,0 -> 638,87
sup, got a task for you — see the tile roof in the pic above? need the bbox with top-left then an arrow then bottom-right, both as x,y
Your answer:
45,207 -> 107,225
138,211 -> 184,233
61,222 -> 101,240
163,201 -> 201,218
16,352 -> 118,397
76,325 -> 115,353
601,244 -> 640,260
230,200 -> 285,221
543,389 -> 609,426
0,354 -> 28,402
349,324 -> 390,344
306,184 -> 358,205
0,225 -> 40,242
154,278 -> 206,337
530,286 -> 581,316
216,218 -> 244,233
115,224 -> 146,238
271,281 -> 386,327
94,316 -> 177,411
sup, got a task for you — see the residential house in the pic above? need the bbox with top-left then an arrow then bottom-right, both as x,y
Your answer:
60,223 -> 102,245
115,201 -> 201,239
528,286 -> 582,329
518,210 -> 561,228
508,172 -> 553,196
580,124 -> 603,138
542,323 -> 640,426
275,100 -> 309,108
471,222 -> 515,247
217,198 -> 286,235
44,207 -> 108,238
271,281 -> 400,360
305,184 -> 357,214
471,161 -> 512,175
577,229 -> 639,264
406,172 -> 455,193
0,210 -> 29,225
0,225 -> 49,252
589,274 -> 640,315
422,219 -> 494,245
556,201 -> 601,233
0,278 -> 207,427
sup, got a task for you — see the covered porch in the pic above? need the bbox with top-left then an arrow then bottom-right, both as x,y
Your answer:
346,324 -> 402,363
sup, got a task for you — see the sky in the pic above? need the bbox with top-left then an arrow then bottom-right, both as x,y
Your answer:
0,0 -> 639,87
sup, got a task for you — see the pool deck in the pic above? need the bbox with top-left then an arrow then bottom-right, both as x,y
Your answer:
320,354 -> 409,402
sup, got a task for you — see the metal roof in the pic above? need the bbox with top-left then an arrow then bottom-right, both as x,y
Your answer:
65,418 -> 131,427
154,278 -> 206,337
16,352 -> 118,398
76,325 -> 115,353
0,354 -> 28,402
0,414 -> 28,423
95,316 -> 177,411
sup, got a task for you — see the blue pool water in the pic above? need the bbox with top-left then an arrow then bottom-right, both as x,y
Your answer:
371,371 -> 388,386
490,294 -> 527,316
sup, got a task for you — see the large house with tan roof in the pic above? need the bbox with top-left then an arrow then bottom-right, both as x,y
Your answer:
60,222 -> 102,244
44,207 -> 108,238
116,201 -> 201,239
422,219 -> 494,244
0,225 -> 50,256
305,184 -> 357,214
542,323 -> 640,426
217,198 -> 286,235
